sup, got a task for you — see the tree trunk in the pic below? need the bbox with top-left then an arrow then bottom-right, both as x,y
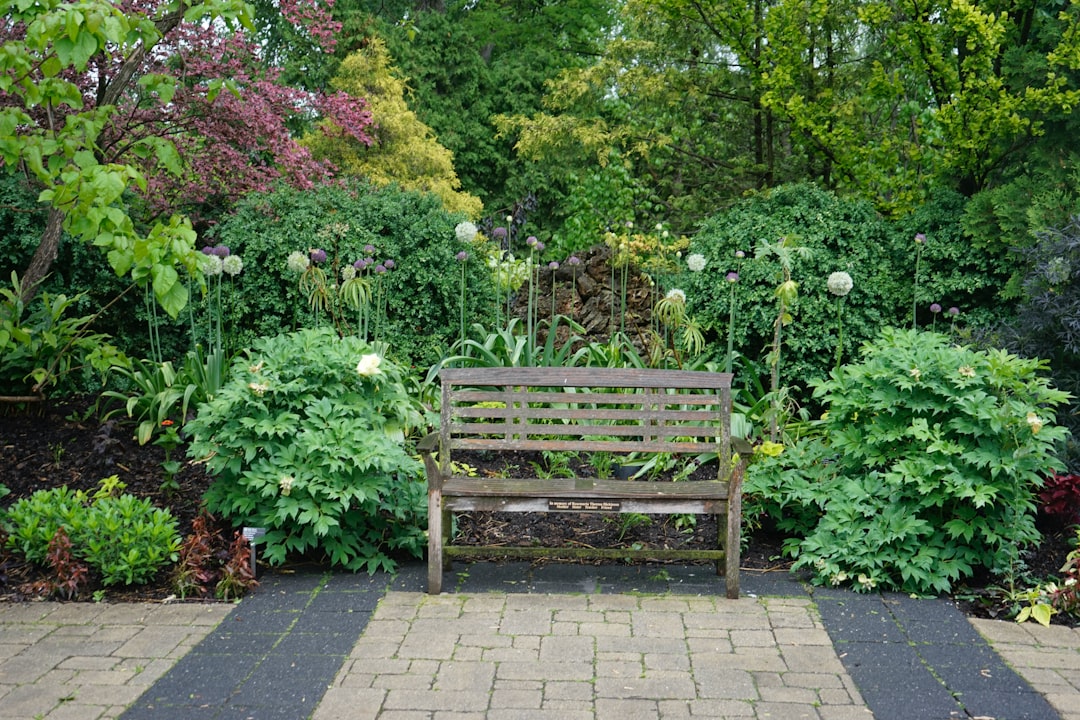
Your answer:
19,208 -> 65,304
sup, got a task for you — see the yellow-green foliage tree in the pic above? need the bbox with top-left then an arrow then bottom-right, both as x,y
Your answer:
303,38 -> 482,218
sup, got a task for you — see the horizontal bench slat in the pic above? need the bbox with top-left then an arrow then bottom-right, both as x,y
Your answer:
443,476 -> 728,500
449,438 -> 722,453
449,422 -> 721,439
440,366 -> 733,390
451,389 -> 725,406
445,546 -> 726,562
454,406 -> 724,422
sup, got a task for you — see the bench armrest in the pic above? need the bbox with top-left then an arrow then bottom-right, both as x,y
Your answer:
417,432 -> 439,456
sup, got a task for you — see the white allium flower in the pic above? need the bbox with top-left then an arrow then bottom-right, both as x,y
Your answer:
455,221 -> 478,244
827,271 -> 853,297
665,288 -> 687,304
222,255 -> 243,276
341,265 -> 356,282
286,251 -> 310,274
356,353 -> 382,377
199,253 -> 223,277
686,253 -> 707,272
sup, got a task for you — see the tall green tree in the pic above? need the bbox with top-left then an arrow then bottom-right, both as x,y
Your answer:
0,0 -> 252,314
498,0 -> 1080,234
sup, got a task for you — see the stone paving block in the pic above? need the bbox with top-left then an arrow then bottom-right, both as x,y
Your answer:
539,634 -> 594,662
782,671 -> 845,689
580,620 -> 632,637
730,629 -> 775,647
644,650 -> 690,672
0,625 -> 53,643
434,660 -> 496,691
599,671 -> 699,700
595,697 -> 659,719
0,602 -> 55,623
758,684 -> 818,704
544,679 -> 594,701
781,644 -> 847,673
692,666 -> 758,700
816,706 -> 875,720
754,700 -> 822,718
113,627 -> 197,658
383,688 -> 490,712
496,661 -> 595,682
0,681 -> 74,719
310,686 -> 386,720
488,709 -> 592,720
490,686 -> 543,708
685,698 -> 757,717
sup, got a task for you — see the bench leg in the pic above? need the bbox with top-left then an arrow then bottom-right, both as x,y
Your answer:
725,463 -> 745,600
428,488 -> 443,594
442,508 -> 453,571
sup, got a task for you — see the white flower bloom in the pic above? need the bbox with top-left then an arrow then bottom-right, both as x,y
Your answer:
286,251 -> 310,274
454,221 -> 478,244
356,354 -> 382,377
249,382 -> 269,397
341,265 -> 356,282
686,253 -> 707,272
665,288 -> 687,304
1027,412 -> 1043,434
199,253 -> 223,277
222,255 -> 243,276
279,475 -> 294,496
827,271 -> 853,297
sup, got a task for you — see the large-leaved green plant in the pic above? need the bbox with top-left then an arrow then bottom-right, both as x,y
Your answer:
746,328 -> 1071,594
187,328 -> 427,572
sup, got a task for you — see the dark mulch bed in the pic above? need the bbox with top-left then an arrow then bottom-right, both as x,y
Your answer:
0,395 -> 1075,627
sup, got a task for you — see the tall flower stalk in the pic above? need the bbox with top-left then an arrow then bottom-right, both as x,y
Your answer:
827,271 -> 853,371
912,233 -> 925,329
757,236 -> 812,442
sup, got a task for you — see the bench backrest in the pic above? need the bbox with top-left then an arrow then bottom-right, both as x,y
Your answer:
438,367 -> 734,478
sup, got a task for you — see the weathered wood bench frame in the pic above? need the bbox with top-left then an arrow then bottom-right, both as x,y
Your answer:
418,366 -> 746,598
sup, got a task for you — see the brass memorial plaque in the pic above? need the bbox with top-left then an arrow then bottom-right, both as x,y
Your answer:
548,499 -> 622,512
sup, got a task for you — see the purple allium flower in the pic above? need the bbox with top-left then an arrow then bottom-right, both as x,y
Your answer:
930,303 -> 942,314
548,261 -> 560,270
353,259 -> 366,270
201,246 -> 215,255
364,256 -> 375,266
384,259 -> 395,269
492,227 -> 508,240
535,241 -> 545,252
310,248 -> 327,264
375,264 -> 387,274
735,250 -> 746,259
915,233 -> 926,245
364,244 -> 376,254
214,244 -> 231,258
726,272 -> 739,283
456,251 -> 469,262
948,306 -> 960,316
526,236 -> 538,247
568,256 -> 581,266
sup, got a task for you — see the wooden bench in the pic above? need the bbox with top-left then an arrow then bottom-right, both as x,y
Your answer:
418,366 -> 747,597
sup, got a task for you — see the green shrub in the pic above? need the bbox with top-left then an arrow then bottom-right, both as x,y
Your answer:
206,180 -> 497,369
745,328 -> 1071,594
682,184 -> 1009,399
187,327 -> 428,572
3,483 -> 181,586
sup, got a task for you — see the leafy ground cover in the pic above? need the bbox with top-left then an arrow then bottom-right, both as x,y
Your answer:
1,395 -> 1075,628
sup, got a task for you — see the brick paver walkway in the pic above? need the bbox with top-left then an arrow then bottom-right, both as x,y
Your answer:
313,591 -> 873,720
971,618 -> 1080,720
0,601 -> 231,720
